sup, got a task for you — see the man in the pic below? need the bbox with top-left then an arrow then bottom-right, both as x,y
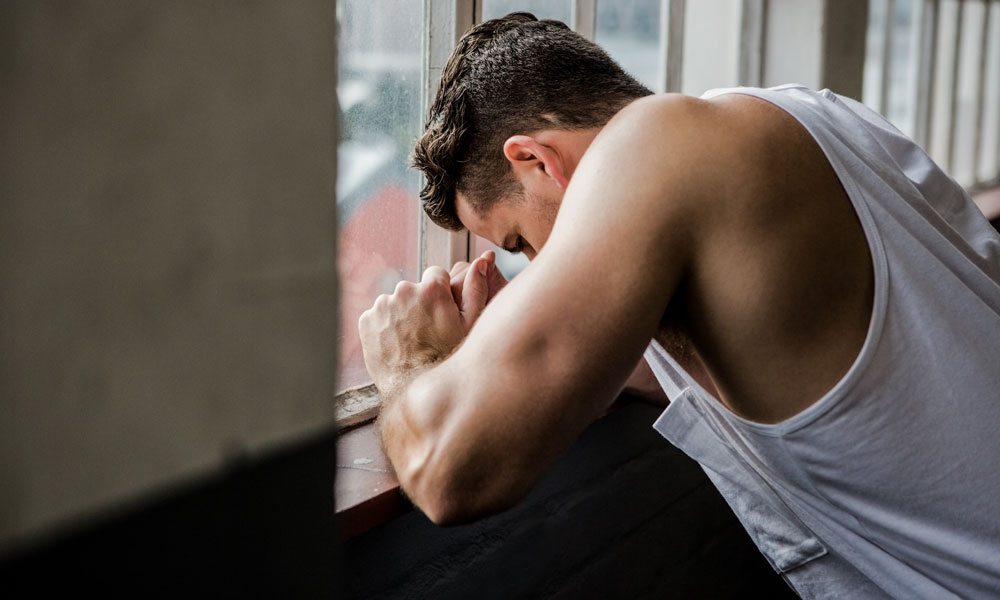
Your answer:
358,13 -> 1000,598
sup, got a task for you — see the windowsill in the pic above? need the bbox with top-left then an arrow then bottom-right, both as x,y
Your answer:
333,393 -> 653,539
335,421 -> 409,539
333,382 -> 408,539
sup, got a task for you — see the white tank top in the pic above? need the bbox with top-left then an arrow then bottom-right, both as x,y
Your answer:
643,85 -> 1000,599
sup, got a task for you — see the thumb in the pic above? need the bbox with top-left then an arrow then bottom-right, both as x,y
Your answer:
460,257 -> 489,327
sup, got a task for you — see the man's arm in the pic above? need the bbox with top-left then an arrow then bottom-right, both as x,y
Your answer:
362,95 -> 723,524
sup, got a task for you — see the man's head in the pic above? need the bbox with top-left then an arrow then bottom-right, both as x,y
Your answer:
411,12 -> 652,259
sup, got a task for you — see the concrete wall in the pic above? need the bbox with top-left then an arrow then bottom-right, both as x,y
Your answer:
0,1 -> 339,553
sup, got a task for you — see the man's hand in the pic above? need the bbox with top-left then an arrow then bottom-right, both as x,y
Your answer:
358,253 -> 502,396
447,249 -> 508,308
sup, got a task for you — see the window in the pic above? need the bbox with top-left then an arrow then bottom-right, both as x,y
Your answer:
337,0 -> 423,391
863,0 -> 920,137
867,0 -> 1000,190
481,0 -> 572,22
596,0 -> 662,92
681,0 -> 742,95
952,0 -> 988,186
979,1 -> 1000,183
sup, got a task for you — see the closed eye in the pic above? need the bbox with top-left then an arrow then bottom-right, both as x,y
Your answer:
504,236 -> 525,255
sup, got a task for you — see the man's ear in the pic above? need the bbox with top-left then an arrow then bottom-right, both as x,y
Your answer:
502,135 -> 569,189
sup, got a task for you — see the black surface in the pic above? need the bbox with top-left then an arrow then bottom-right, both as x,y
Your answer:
0,429 -> 342,599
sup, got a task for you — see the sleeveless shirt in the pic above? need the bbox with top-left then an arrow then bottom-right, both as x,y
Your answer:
643,85 -> 1000,598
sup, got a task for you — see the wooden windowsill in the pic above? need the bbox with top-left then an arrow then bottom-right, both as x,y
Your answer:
332,396 -> 648,539
335,421 -> 409,539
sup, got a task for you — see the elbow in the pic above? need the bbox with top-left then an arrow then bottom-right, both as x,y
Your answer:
402,442 -> 525,527
389,373 -> 529,526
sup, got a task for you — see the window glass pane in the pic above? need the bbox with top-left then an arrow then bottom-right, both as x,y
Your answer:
681,0 -> 742,96
337,0 -> 422,389
482,0 -> 572,22
978,1 -> 1000,183
953,0 -> 987,187
595,0 -> 662,92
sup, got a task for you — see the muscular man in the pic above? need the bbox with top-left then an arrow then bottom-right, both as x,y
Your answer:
358,13 -> 1000,598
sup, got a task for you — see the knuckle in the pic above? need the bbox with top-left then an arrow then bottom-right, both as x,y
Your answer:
422,265 -> 449,283
394,280 -> 416,296
419,278 -> 449,300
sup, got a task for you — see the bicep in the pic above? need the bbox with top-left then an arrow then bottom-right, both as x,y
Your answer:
434,97 -> 711,499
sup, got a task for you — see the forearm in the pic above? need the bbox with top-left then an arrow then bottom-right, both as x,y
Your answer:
375,362 -> 488,524
374,353 -> 560,525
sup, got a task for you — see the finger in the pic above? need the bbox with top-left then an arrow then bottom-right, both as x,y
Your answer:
460,257 -> 490,327
449,261 -> 470,278
485,258 -> 508,300
450,274 -> 465,306
450,263 -> 471,305
421,265 -> 450,286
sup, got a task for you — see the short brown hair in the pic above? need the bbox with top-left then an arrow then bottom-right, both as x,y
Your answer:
411,12 -> 652,231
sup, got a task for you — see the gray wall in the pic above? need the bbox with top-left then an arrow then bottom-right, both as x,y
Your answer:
0,1 -> 339,553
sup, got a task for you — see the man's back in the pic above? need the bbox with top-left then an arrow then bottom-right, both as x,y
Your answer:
646,85 -> 1000,598
653,90 -> 875,424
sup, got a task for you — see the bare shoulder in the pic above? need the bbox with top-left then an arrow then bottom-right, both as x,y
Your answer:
578,92 -> 805,248
573,94 -> 738,225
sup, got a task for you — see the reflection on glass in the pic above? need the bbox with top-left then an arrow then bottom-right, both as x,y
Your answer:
595,0 -> 661,92
681,0 -> 742,96
337,0 -> 422,389
481,0 -> 572,22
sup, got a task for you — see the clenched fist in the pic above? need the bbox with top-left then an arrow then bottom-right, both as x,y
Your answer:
358,251 -> 508,395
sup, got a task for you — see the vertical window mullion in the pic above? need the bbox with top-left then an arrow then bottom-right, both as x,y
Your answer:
996,0 -> 1000,183
972,0 -> 991,186
659,0 -> 686,92
878,0 -> 896,117
572,0 -> 597,40
914,0 -> 939,150
739,0 -> 767,87
420,0 -> 474,271
945,0 -> 965,174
